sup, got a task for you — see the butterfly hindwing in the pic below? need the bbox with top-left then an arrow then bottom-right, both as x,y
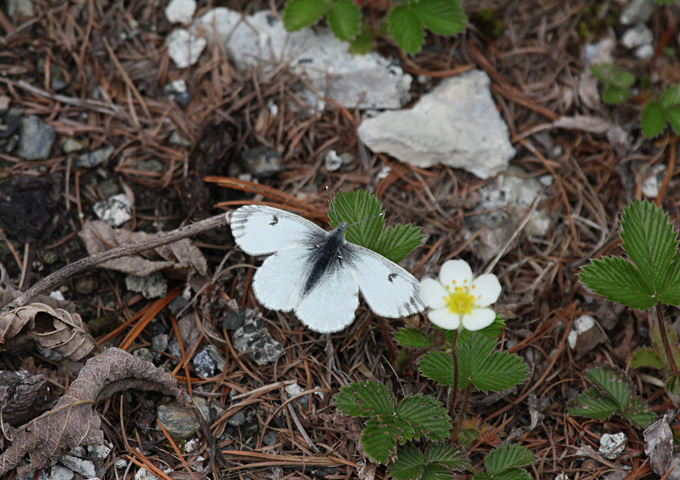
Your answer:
252,247 -> 314,311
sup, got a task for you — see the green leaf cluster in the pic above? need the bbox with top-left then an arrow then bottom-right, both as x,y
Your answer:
334,380 -> 450,464
567,364 -> 655,428
282,0 -> 467,55
418,333 -> 528,392
641,83 -> 680,138
394,315 -> 505,349
580,200 -> 680,310
388,443 -> 468,480
589,63 -> 635,104
329,190 -> 424,263
472,444 -> 535,480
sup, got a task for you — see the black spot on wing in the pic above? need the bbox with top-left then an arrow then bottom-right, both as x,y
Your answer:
388,273 -> 398,282
270,215 -> 279,226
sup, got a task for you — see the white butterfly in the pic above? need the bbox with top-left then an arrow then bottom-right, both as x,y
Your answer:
229,205 -> 425,333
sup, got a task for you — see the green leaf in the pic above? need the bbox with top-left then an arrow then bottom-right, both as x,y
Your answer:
412,0 -> 467,35
642,101 -> 667,138
388,5 -> 425,55
603,84 -> 630,104
589,64 -> 634,88
568,388 -> 618,420
630,347 -> 664,369
660,83 -> 680,107
330,190 -> 384,250
458,333 -> 527,392
282,0 -> 330,31
420,351 -> 455,387
396,395 -> 450,441
621,396 -> 655,427
620,200 -> 677,293
484,444 -> 534,476
374,223 -> 425,263
362,416 -> 412,464
665,105 -> 680,135
327,0 -> 362,41
584,365 -> 632,410
389,444 -> 465,480
659,253 -> 680,305
579,257 -> 656,310
492,468 -> 533,480
389,445 -> 426,479
459,315 -> 505,343
334,380 -> 395,417
349,25 -> 375,54
395,327 -> 436,348
424,443 -> 468,469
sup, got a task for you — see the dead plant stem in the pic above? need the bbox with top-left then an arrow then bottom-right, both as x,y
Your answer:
656,303 -> 679,377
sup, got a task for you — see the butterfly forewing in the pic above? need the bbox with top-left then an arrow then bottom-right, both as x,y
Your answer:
252,247 -> 315,311
343,243 -> 424,318
230,205 -> 326,255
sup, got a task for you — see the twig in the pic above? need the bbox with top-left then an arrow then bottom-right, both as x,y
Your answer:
1,214 -> 229,313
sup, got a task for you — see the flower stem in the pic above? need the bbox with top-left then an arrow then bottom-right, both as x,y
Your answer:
453,384 -> 471,443
449,330 -> 459,439
656,303 -> 679,377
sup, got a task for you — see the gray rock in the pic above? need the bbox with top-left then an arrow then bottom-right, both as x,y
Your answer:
263,431 -> 278,446
16,471 -> 48,480
227,410 -> 246,427
193,348 -> 216,377
132,347 -> 154,363
50,69 -> 68,91
324,150 -> 343,172
168,131 -> 192,147
193,8 -> 412,109
0,109 -> 22,139
622,23 -> 653,49
168,339 -> 182,359
358,70 -> 515,179
8,0 -> 35,23
166,28 -> 206,68
125,272 -> 168,299
135,469 -> 159,480
620,0 -> 655,25
286,382 -> 308,409
62,138 -> 83,154
240,146 -> 283,177
152,334 -> 169,355
165,0 -> 196,24
93,193 -> 132,227
231,310 -> 283,365
156,397 -> 222,438
204,344 -> 226,372
50,465 -> 75,480
18,115 -> 56,160
87,444 -> 111,460
75,145 -> 114,168
59,455 -> 96,478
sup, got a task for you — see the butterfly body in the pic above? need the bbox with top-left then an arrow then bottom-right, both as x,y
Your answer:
230,205 -> 424,332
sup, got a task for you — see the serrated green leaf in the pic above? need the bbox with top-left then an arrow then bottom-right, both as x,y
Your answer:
469,349 -> 528,392
374,223 -> 425,263
282,0 -> 330,31
589,64 -> 634,88
603,84 -> 630,104
642,101 -> 667,138
493,468 -> 533,480
620,200 -> 678,293
362,416 -> 412,464
424,443 -> 468,468
327,0 -> 361,41
568,389 -> 618,420
395,327 -> 436,348
334,380 -> 394,417
459,315 -> 505,343
660,83 -> 680,107
397,395 -> 450,440
330,190 -> 384,250
458,334 -> 496,390
389,445 -> 425,479
630,347 -> 664,369
390,444 -> 466,480
621,396 -> 655,427
472,473 -> 494,480
349,25 -> 375,54
584,365 -> 632,410
665,106 -> 680,135
420,351 -> 455,387
659,253 -> 680,305
412,0 -> 467,35
484,444 -> 534,476
421,465 -> 455,480
580,257 -> 656,309
388,5 -> 425,54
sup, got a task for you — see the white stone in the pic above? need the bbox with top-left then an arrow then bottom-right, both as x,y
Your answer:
324,150 -> 342,172
59,455 -> 96,478
135,469 -> 159,480
641,164 -> 666,198
166,28 -> 206,68
93,193 -> 133,227
599,432 -> 626,460
622,24 -> 653,49
567,314 -> 596,349
635,44 -> 654,59
193,8 -> 411,109
357,70 -> 515,179
50,466 -> 75,480
285,383 -> 304,398
49,290 -> 65,301
621,0 -> 655,25
165,0 -> 196,24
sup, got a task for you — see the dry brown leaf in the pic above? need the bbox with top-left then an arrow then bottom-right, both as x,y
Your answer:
0,347 -> 189,475
0,370 -> 53,426
78,220 -> 208,277
0,303 -> 96,361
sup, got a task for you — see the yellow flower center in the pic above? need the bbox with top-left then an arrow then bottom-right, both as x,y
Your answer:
444,283 -> 476,315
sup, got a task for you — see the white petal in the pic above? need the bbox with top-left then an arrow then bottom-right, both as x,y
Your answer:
439,260 -> 473,290
419,278 -> 448,309
471,274 -> 502,307
462,308 -> 496,331
428,308 -> 461,330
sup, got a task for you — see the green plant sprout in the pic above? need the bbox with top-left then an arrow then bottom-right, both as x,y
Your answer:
282,0 -> 468,55
578,199 -> 680,421
333,257 -> 530,480
329,190 -> 424,263
590,63 -> 680,138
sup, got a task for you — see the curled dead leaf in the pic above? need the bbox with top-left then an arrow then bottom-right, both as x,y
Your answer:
0,347 -> 189,475
78,220 -> 208,277
0,303 -> 96,361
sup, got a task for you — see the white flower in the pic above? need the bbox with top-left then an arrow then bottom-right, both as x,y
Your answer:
419,260 -> 502,331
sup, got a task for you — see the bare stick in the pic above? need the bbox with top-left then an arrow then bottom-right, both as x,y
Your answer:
2,214 -> 229,313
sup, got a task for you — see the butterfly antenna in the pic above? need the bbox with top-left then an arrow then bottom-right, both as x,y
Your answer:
348,212 -> 383,228
326,186 -> 337,224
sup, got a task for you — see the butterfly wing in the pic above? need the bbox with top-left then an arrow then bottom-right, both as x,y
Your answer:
230,205 -> 326,255
343,244 -> 424,318
294,259 -> 359,333
252,246 -> 315,311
